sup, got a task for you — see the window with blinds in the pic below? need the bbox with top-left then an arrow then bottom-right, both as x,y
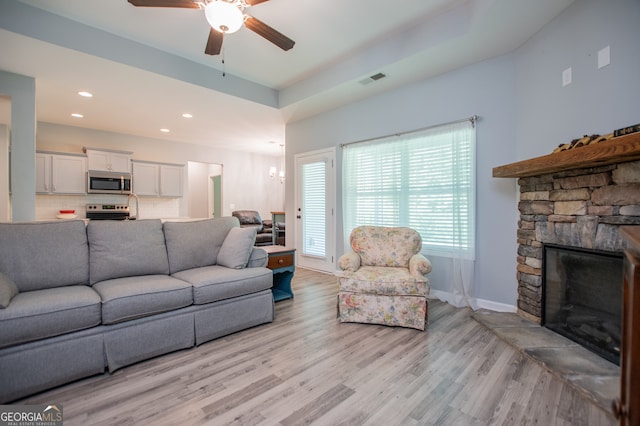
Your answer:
342,120 -> 475,259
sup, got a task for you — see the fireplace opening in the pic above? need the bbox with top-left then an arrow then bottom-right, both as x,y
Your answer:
542,244 -> 623,365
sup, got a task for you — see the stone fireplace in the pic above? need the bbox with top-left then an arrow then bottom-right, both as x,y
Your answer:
514,160 -> 640,323
493,132 -> 640,362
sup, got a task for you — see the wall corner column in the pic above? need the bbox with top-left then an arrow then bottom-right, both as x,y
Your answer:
0,70 -> 36,221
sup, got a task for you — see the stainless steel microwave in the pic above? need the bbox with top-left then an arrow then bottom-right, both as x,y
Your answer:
87,171 -> 132,194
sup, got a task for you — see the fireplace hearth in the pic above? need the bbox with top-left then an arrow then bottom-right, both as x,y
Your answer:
543,244 -> 622,365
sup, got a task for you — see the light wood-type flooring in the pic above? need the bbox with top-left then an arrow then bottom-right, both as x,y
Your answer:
19,268 -> 616,425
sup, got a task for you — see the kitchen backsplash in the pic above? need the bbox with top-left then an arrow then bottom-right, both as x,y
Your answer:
36,194 -> 180,220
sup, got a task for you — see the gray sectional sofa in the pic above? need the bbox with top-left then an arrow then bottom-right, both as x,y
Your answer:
0,217 -> 274,403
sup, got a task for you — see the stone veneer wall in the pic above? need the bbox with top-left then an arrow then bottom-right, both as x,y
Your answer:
516,160 -> 640,322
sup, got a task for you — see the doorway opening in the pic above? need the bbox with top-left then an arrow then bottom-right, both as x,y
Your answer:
187,161 -> 222,219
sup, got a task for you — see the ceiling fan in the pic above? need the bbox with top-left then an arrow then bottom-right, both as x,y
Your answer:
127,0 -> 295,55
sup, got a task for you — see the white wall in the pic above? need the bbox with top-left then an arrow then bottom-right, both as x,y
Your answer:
187,161 -> 222,219
35,122 -> 284,220
285,0 -> 640,309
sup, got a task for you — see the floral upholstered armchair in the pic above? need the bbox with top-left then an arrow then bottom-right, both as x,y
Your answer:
336,226 -> 432,330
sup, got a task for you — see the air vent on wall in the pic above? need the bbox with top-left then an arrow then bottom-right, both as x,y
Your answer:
359,72 -> 387,85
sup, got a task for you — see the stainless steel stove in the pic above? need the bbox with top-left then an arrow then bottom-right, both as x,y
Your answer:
86,203 -> 130,221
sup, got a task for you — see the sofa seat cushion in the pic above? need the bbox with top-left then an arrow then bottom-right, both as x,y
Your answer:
93,275 -> 193,325
0,286 -> 102,348
337,266 -> 430,297
172,266 -> 272,305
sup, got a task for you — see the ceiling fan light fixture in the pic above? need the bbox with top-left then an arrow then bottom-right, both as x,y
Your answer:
205,1 -> 244,34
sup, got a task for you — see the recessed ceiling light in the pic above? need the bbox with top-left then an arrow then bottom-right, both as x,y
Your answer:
78,91 -> 93,98
160,128 -> 170,133
182,113 -> 193,118
71,113 -> 84,118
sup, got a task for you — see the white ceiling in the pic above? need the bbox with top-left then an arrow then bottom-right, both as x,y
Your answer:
0,0 -> 574,154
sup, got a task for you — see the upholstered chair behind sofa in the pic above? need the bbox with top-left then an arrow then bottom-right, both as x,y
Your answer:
231,210 -> 273,246
336,226 -> 432,330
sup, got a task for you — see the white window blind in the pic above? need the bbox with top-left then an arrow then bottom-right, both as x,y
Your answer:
302,161 -> 326,257
342,120 -> 475,260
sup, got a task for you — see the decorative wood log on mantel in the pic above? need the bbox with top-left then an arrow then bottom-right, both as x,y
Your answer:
493,132 -> 640,178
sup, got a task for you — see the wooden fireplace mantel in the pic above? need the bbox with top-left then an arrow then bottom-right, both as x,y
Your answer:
493,132 -> 640,178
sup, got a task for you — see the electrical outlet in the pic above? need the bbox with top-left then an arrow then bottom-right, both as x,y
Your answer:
598,46 -> 610,69
562,67 -> 572,87
230,203 -> 235,210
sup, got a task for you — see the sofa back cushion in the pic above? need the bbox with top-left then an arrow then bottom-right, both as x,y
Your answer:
88,219 -> 170,285
163,217 -> 238,274
0,220 -> 90,291
350,226 -> 423,268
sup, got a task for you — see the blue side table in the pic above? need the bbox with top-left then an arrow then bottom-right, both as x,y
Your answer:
263,245 -> 296,302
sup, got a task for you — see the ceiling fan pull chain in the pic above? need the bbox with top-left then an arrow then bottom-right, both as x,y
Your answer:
222,47 -> 226,77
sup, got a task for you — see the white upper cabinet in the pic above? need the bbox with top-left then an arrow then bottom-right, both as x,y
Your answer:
35,153 -> 51,193
84,147 -> 132,173
131,161 -> 158,196
159,164 -> 183,197
36,152 -> 87,194
132,161 -> 184,197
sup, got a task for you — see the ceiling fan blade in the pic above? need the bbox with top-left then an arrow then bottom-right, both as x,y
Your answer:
244,16 -> 295,51
127,0 -> 199,8
246,0 -> 270,5
205,28 -> 223,55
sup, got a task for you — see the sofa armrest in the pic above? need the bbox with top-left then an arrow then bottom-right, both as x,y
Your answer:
247,247 -> 268,268
337,251 -> 361,272
409,253 -> 432,278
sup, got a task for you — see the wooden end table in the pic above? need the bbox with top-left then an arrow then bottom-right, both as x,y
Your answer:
263,245 -> 296,302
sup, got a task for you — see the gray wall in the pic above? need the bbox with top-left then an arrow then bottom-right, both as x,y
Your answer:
0,124 -> 9,221
287,55 -> 519,308
0,70 -> 36,221
515,0 -> 640,161
285,0 -> 640,308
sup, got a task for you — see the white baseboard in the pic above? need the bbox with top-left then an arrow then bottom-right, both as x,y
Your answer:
429,289 -> 517,313
474,298 -> 517,313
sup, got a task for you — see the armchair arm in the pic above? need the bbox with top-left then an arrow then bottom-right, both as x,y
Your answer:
409,253 -> 432,278
337,251 -> 361,272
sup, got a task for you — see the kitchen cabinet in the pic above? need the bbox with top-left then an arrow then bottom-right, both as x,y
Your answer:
132,161 -> 183,197
35,153 -> 51,193
36,152 -> 87,194
159,164 -> 183,197
84,147 -> 132,173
